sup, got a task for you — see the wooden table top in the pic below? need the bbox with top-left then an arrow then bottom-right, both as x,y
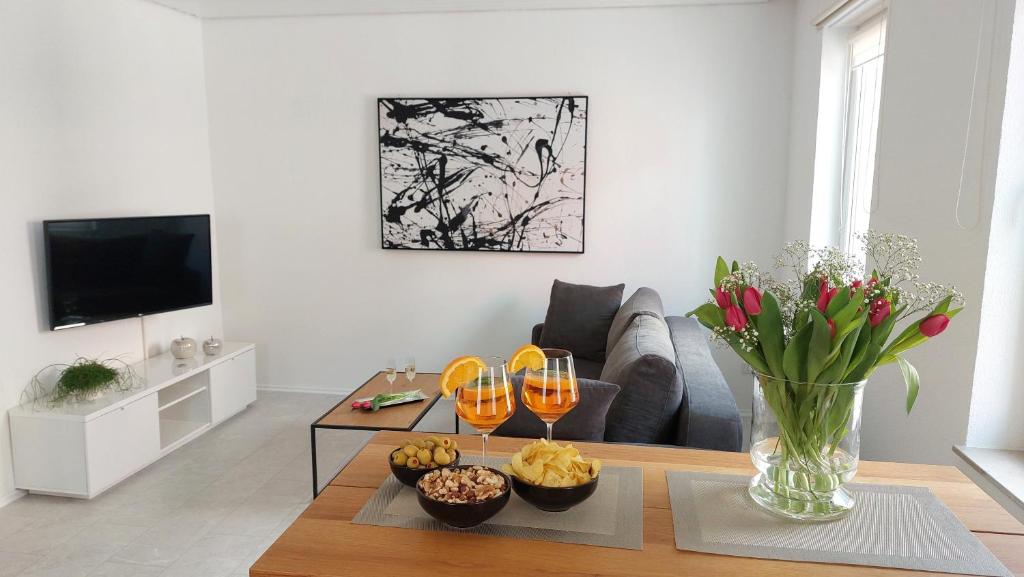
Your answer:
252,431 -> 1024,577
314,372 -> 442,430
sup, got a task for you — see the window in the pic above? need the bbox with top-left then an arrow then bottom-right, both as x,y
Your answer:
838,15 -> 887,257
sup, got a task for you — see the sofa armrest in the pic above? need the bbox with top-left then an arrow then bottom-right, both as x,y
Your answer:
666,316 -> 743,452
531,323 -> 544,346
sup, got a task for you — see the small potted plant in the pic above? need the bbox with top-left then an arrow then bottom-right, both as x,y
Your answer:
28,357 -> 140,406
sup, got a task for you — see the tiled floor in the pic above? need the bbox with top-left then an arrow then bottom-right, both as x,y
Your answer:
0,390 -> 457,577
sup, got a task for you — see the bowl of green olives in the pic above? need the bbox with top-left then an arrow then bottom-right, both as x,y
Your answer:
389,436 -> 461,487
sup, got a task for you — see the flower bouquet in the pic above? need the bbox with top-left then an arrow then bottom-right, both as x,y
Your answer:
688,232 -> 962,520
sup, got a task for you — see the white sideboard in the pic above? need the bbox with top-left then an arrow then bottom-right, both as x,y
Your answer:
9,342 -> 256,498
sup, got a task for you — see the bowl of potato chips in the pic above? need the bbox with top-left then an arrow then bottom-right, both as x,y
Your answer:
502,439 -> 602,512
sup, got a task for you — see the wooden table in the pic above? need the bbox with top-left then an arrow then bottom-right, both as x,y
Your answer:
309,372 -> 446,497
258,431 -> 1024,576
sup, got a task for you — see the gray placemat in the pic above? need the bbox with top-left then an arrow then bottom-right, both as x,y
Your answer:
666,471 -> 1011,577
353,455 -> 643,549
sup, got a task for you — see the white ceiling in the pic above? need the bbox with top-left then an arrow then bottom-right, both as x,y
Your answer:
146,0 -> 766,19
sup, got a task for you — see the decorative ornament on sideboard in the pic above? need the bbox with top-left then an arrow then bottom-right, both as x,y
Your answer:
203,336 -> 223,356
171,336 -> 197,359
688,231 -> 963,521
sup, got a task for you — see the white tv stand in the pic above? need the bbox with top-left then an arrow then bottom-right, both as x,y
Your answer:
8,342 -> 256,498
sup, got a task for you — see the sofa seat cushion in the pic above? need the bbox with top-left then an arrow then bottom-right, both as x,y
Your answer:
539,280 -> 625,362
492,377 -> 620,441
600,315 -> 684,444
606,287 -> 665,353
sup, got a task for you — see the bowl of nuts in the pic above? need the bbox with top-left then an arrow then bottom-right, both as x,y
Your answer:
415,465 -> 511,528
389,436 -> 460,487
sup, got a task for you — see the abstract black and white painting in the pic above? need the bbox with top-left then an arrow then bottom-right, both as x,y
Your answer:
378,97 -> 587,252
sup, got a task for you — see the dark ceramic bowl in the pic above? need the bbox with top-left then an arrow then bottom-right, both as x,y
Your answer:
511,474 -> 599,512
415,466 -> 511,528
389,449 -> 461,487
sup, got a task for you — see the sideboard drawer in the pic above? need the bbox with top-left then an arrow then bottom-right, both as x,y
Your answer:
210,348 -> 257,424
85,394 -> 160,495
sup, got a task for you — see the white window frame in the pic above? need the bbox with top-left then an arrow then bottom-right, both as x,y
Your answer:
838,13 -> 887,258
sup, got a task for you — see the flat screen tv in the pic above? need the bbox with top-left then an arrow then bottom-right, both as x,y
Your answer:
44,215 -> 213,330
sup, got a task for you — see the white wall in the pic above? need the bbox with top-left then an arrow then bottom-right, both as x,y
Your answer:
968,0 -> 1024,450
0,0 -> 222,504
202,2 -> 795,405
786,0 -> 1016,464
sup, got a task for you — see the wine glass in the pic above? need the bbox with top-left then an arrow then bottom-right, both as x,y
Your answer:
384,357 -> 397,393
404,356 -> 416,386
454,357 -> 515,466
522,348 -> 579,442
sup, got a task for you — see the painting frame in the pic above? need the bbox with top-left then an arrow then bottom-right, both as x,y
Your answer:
377,96 -> 588,254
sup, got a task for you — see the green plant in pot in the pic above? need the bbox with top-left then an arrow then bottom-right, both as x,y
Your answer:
29,357 -> 140,406
688,232 -> 962,521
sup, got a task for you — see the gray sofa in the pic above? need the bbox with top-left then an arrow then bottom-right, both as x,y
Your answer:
530,285 -> 743,452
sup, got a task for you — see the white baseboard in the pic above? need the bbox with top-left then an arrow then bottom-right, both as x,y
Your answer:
257,384 -> 354,396
0,489 -> 26,509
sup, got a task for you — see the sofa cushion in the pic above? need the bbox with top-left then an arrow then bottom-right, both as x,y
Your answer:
539,280 -> 625,362
606,287 -> 665,353
600,315 -> 684,444
572,357 -> 604,380
492,377 -> 620,441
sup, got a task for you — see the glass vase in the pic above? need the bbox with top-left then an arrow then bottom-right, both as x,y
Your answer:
748,373 -> 866,521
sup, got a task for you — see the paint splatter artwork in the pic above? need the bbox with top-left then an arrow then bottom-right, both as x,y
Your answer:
378,97 -> 587,252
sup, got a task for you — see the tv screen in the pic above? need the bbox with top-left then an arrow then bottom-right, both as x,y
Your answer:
44,215 -> 213,330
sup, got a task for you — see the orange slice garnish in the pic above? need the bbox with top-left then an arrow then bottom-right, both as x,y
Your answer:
439,355 -> 486,398
509,344 -> 546,374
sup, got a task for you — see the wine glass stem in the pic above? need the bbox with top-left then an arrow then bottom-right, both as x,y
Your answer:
481,433 -> 489,467
546,422 -> 553,443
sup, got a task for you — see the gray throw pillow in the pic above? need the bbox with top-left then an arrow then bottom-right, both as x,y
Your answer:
492,376 -> 621,441
606,287 -> 665,353
539,280 -> 625,362
601,315 -> 684,444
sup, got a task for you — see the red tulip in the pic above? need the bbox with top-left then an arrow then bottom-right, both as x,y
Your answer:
828,318 -> 836,339
725,305 -> 748,331
920,314 -> 950,337
715,286 -> 732,309
869,298 -> 891,327
817,280 -> 839,313
743,287 -> 762,315
851,279 -> 863,289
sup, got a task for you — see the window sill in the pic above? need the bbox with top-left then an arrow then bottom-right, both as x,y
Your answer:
954,445 -> 1024,523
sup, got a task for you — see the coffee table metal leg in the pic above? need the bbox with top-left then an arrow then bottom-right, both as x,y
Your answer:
311,425 -> 319,498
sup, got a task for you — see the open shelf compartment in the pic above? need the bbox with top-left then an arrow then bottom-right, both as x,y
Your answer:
158,373 -> 211,451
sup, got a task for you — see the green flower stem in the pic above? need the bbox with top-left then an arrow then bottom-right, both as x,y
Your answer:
759,376 -> 857,499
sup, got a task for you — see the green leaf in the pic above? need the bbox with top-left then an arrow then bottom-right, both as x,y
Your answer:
783,322 -> 813,382
931,294 -> 954,315
896,356 -> 921,414
883,314 -> 922,353
793,308 -> 810,333
731,260 -> 740,273
806,310 -> 831,382
687,302 -> 724,330
720,331 -> 771,374
844,315 -> 874,376
845,342 -> 881,382
714,257 -> 730,286
758,292 -> 786,378
818,323 -> 862,383
832,288 -> 865,329
825,288 -> 851,318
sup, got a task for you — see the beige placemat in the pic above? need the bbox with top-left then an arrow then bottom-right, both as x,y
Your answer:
666,471 -> 1012,577
353,456 -> 643,549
